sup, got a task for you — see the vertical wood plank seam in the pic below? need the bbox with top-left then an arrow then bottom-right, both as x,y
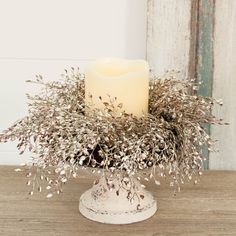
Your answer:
188,0 -> 200,85
211,0 -> 216,98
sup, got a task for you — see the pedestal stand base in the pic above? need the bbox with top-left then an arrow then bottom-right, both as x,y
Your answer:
79,175 -> 157,224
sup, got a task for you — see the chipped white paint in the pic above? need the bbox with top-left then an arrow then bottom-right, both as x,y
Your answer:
147,0 -> 191,78
210,0 -> 236,170
79,175 -> 157,224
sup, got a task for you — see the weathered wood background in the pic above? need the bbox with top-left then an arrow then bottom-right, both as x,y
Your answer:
210,0 -> 236,170
147,0 -> 236,170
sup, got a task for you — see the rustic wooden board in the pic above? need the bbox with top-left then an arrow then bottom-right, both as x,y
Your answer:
147,0 -> 191,78
147,0 -> 236,170
196,0 -> 215,169
0,166 -> 236,235
209,0 -> 236,170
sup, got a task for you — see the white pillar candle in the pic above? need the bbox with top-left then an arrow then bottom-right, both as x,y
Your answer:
85,58 -> 149,117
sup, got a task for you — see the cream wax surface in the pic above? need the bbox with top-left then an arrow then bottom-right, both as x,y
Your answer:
85,58 -> 149,117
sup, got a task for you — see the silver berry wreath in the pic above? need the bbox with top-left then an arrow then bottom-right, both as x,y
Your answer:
0,68 -> 226,197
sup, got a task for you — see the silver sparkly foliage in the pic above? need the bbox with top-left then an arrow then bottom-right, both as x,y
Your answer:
0,68 -> 226,196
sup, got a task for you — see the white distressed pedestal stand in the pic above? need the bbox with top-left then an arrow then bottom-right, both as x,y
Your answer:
79,175 -> 157,224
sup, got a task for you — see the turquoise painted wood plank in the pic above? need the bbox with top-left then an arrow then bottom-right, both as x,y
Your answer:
196,0 -> 215,169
